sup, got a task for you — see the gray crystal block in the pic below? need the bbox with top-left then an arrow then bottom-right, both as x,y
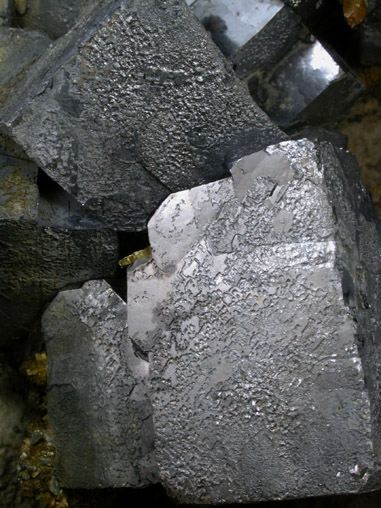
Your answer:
0,27 -> 51,107
0,0 -> 285,231
0,145 -> 118,347
249,37 -> 364,128
128,139 -> 381,503
15,0 -> 96,40
186,0 -> 299,81
185,0 -> 284,58
230,5 -> 302,81
42,280 -> 157,488
187,0 -> 364,129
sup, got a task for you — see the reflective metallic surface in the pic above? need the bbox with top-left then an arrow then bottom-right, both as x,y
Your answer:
1,0 -> 285,231
128,139 -> 381,504
255,40 -> 343,126
42,280 -> 157,488
246,27 -> 364,128
186,0 -> 283,56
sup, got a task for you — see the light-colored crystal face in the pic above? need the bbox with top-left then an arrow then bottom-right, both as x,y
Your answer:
186,0 -> 283,55
128,140 -> 380,504
262,39 -> 344,126
308,40 -> 341,81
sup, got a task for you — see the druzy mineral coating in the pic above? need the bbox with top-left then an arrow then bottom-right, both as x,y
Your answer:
128,139 -> 381,503
0,0 -> 285,231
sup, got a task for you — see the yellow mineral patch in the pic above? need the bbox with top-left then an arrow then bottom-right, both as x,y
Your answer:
0,166 -> 38,219
119,245 -> 152,267
20,352 -> 48,387
19,350 -> 68,507
18,422 -> 68,508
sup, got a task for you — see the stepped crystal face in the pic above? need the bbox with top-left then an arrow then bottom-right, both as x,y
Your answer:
128,139 -> 381,503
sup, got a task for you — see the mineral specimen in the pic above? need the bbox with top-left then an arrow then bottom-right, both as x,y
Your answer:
0,143 -> 118,346
288,126 -> 348,148
128,139 -> 381,503
0,358 -> 30,508
249,36 -> 364,128
0,0 -> 285,231
15,0 -> 95,40
0,27 -> 51,107
187,0 -> 364,128
42,280 -> 157,488
185,0 -> 284,58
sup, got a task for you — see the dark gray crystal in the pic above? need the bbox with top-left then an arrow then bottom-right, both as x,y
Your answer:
42,280 -> 157,488
187,0 -> 364,129
15,0 -> 96,40
0,142 -> 118,347
0,27 -> 51,107
1,0 -> 285,231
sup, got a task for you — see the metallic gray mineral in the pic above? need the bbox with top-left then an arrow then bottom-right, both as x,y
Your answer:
0,0 -> 285,231
187,0 -> 364,128
185,0 -> 284,58
15,0 -> 97,40
0,141 -> 118,347
0,27 -> 51,107
128,139 -> 381,503
42,280 -> 157,488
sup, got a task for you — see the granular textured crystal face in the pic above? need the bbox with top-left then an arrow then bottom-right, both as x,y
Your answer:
0,0 -> 285,231
185,0 -> 284,56
128,139 -> 381,504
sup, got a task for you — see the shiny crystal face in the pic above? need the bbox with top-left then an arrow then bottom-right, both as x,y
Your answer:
259,39 -> 343,126
128,140 -> 380,504
186,0 -> 283,55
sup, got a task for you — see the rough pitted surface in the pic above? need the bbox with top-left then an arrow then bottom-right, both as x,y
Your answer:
0,149 -> 118,346
0,28 -> 51,107
187,0 -> 363,128
185,0 -> 284,58
128,139 -> 381,503
0,0 -> 286,231
42,280 -> 157,488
